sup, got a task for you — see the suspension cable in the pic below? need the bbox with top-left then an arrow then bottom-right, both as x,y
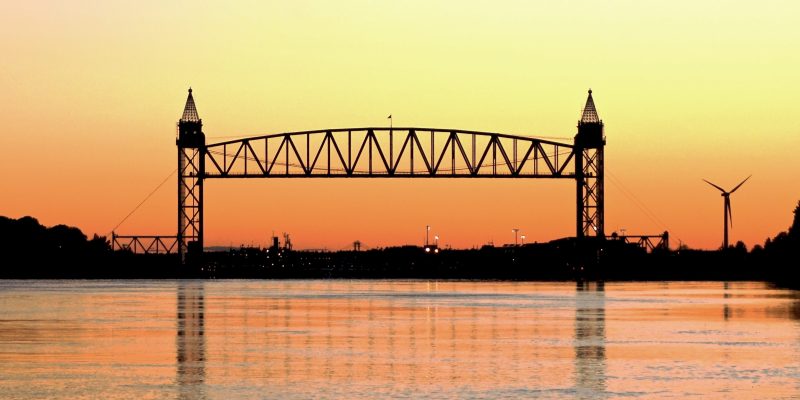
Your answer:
109,168 -> 177,234
606,168 -> 683,245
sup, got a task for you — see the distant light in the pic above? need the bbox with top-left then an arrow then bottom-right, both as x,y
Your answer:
425,247 -> 430,253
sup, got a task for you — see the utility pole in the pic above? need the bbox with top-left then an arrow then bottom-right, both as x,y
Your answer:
425,225 -> 430,246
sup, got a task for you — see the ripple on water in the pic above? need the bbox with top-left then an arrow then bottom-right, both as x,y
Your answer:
0,280 -> 798,399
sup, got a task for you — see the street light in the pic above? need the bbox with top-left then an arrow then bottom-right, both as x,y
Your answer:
512,228 -> 519,246
521,235 -> 526,245
434,235 -> 439,246
426,225 -> 430,246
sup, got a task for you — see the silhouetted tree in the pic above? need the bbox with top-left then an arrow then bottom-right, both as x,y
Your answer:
759,201 -> 800,285
789,201 -> 800,238
88,234 -> 111,254
0,216 -> 111,277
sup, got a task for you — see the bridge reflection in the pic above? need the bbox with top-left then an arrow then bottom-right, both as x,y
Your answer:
189,281 -> 602,395
176,282 -> 206,399
165,281 -> 799,398
574,281 -> 607,398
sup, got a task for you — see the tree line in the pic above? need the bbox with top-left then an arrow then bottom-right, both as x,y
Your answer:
0,201 -> 797,279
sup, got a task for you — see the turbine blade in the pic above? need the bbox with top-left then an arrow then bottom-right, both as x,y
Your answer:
730,175 -> 751,194
727,198 -> 733,228
703,179 -> 726,192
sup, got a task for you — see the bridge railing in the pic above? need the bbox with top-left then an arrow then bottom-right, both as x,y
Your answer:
112,233 -> 179,254
203,128 -> 576,179
611,233 -> 670,253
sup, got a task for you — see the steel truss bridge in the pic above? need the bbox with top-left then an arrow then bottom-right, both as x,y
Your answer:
203,127 -> 578,179
610,234 -> 670,253
111,234 -> 178,255
112,89 -> 608,263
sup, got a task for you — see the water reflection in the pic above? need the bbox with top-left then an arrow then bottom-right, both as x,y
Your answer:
3,281 -> 799,399
176,281 -> 206,399
723,281 -> 731,321
574,281 -> 606,398
227,281 -> 800,398
793,294 -> 800,321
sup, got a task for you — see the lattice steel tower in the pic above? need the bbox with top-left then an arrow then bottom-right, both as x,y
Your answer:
177,88 -> 205,262
575,90 -> 605,238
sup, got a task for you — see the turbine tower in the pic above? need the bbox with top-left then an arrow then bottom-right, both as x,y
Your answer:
703,176 -> 750,249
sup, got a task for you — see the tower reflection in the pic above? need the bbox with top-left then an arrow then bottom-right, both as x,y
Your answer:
176,282 -> 206,399
723,282 -> 731,321
793,292 -> 800,321
574,281 -> 607,398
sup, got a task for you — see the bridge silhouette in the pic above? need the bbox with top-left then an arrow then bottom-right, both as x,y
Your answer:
113,89 -> 607,263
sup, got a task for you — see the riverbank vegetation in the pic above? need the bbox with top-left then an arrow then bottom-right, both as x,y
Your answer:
0,201 -> 797,281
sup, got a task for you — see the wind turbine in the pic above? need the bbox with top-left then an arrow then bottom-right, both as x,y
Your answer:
702,176 -> 751,249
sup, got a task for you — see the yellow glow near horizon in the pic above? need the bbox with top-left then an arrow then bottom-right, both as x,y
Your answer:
1,1 -> 798,249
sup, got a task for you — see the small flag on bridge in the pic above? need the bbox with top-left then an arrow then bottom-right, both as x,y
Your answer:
387,115 -> 392,119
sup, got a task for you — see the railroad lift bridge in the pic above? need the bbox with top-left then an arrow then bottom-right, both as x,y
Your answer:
112,89 -> 663,262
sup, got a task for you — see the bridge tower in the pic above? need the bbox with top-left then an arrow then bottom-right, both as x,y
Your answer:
177,88 -> 205,263
574,90 -> 605,238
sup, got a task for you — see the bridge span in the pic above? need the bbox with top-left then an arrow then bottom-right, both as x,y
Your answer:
127,89 -> 606,262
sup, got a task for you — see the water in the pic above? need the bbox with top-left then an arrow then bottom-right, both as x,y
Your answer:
0,280 -> 798,399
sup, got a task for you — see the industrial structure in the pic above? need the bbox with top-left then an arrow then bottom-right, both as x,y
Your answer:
114,89 -> 608,263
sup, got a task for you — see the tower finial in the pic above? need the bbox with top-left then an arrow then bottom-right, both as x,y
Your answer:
580,89 -> 600,124
180,88 -> 200,122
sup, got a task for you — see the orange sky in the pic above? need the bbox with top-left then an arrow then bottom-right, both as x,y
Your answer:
1,1 -> 798,250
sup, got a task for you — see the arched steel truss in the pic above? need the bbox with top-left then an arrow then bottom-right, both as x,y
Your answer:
171,88 -> 608,263
175,128 -> 603,263
173,126 -> 604,262
203,128 -> 577,178
105,90 -> 608,261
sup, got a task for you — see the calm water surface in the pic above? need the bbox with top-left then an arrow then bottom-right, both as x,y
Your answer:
0,280 -> 798,399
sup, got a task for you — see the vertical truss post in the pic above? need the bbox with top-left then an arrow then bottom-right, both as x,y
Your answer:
574,90 -> 605,239
177,88 -> 205,264
575,145 -> 585,237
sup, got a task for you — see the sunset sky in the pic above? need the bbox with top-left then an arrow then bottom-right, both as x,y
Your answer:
1,1 -> 798,250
